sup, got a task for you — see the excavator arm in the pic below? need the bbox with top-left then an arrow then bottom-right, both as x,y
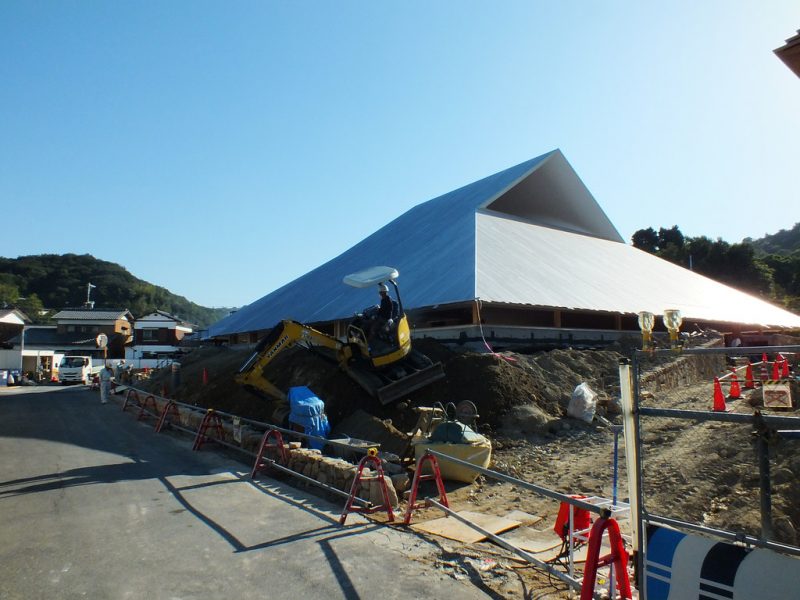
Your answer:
236,315 -> 444,405
235,320 -> 350,400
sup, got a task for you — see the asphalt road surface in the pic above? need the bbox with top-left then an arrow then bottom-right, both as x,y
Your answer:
0,385 -> 491,600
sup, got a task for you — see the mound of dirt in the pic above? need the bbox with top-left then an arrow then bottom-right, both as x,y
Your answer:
139,339 -> 622,436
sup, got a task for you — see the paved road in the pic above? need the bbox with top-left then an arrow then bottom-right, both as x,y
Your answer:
0,386 -> 491,600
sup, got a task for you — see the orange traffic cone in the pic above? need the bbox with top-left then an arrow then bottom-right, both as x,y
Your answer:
760,354 -> 768,381
772,359 -> 780,381
744,361 -> 755,389
713,377 -> 727,411
781,357 -> 790,378
202,367 -> 209,385
728,370 -> 741,399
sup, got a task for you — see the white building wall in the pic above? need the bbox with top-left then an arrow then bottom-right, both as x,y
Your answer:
126,345 -> 181,369
0,348 -> 21,370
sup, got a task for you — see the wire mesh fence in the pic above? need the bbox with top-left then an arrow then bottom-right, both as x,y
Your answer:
632,346 -> 800,548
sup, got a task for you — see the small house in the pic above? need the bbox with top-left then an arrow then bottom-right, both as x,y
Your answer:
127,310 -> 194,368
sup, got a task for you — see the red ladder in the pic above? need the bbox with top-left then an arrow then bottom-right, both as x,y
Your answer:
580,516 -> 632,600
192,409 -> 224,451
340,451 -> 395,525
251,429 -> 288,478
403,451 -> 449,525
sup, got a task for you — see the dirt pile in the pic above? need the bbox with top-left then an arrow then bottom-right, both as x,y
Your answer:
138,339 -> 623,436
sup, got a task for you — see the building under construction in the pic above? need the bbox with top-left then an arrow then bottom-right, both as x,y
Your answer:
207,150 -> 800,349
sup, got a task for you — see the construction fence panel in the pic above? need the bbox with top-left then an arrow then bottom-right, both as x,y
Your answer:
626,345 -> 800,600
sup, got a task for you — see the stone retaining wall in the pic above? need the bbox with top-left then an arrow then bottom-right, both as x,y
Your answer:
639,344 -> 726,392
123,391 -> 402,508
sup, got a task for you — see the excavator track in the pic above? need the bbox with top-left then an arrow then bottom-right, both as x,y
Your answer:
375,362 -> 445,405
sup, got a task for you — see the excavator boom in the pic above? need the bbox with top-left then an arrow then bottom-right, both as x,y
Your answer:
235,320 -> 346,400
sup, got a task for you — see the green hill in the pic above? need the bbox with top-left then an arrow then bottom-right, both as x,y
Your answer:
744,222 -> 800,257
0,254 -> 233,328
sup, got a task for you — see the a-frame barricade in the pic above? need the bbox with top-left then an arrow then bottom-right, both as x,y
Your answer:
579,516 -> 632,600
137,395 -> 159,422
155,400 -> 181,433
251,429 -> 288,478
122,389 -> 140,412
192,409 -> 224,451
403,451 -> 449,525
340,450 -> 395,525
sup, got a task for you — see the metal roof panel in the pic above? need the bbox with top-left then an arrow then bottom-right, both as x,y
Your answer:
475,214 -> 800,328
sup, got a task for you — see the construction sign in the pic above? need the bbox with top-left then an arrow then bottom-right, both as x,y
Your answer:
762,380 -> 793,409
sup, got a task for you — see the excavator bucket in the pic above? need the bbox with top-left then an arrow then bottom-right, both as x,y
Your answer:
375,362 -> 445,405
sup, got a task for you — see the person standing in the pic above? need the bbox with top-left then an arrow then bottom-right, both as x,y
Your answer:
115,359 -> 125,381
99,364 -> 113,404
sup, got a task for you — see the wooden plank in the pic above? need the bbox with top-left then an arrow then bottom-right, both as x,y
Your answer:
501,527 -> 611,564
500,528 -> 562,554
410,511 -> 521,544
503,510 -> 543,527
537,542 -> 590,563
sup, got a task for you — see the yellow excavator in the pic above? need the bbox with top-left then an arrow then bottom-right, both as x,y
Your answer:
236,266 -> 445,405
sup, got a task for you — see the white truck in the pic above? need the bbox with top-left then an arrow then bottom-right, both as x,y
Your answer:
58,355 -> 103,385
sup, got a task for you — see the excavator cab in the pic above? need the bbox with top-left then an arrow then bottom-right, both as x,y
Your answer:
342,266 -> 443,403
343,266 -> 411,367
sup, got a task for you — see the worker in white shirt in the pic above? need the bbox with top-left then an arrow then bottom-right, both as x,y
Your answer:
99,364 -> 114,404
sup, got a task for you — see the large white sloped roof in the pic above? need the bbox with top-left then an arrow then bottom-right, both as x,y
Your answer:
208,150 -> 800,337
476,214 -> 800,326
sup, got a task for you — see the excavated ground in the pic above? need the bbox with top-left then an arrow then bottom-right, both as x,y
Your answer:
137,337 -> 799,598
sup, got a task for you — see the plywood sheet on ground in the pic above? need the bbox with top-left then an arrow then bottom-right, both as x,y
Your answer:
501,527 -> 611,564
500,528 -> 562,554
503,510 -> 543,527
411,511 -> 521,544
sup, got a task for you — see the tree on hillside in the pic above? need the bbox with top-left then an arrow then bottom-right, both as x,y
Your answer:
744,222 -> 800,257
658,225 -> 685,251
761,252 -> 800,311
631,227 -> 658,253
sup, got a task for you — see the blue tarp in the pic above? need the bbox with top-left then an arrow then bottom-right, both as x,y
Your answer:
287,386 -> 330,450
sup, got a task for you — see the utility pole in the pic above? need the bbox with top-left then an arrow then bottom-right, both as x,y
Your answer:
85,283 -> 96,309
19,325 -> 25,371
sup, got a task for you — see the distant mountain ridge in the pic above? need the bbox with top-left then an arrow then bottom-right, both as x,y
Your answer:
0,254 -> 233,328
744,222 -> 800,257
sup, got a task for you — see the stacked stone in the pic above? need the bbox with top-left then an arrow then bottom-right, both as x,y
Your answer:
285,448 -> 400,508
140,397 -> 405,509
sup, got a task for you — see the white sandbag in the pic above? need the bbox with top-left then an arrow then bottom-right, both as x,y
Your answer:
568,382 -> 597,423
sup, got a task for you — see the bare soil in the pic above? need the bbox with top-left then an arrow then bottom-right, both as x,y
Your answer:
137,338 -> 799,598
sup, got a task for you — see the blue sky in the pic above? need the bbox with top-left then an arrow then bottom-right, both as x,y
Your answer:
2,2 -> 798,308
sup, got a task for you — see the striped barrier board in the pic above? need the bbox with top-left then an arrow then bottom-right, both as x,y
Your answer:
646,525 -> 800,599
